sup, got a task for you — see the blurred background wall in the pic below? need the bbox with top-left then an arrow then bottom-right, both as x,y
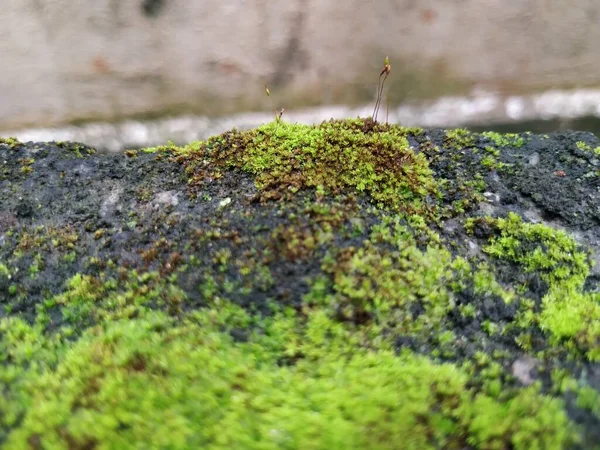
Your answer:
2,0 -> 600,132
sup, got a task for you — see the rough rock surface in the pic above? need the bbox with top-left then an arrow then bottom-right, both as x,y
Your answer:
1,121 -> 600,448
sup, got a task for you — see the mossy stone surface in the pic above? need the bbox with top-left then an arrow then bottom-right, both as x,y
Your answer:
1,120 -> 600,448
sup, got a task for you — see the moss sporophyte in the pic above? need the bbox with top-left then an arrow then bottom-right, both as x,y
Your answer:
1,116 -> 599,448
372,56 -> 392,123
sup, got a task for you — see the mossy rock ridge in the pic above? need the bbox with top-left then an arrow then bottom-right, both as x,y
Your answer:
1,121 -> 600,449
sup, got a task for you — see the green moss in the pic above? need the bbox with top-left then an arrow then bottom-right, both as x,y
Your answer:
539,288 -> 600,360
14,226 -> 78,256
482,132 -> 526,148
18,157 -> 34,175
0,209 -> 580,448
0,137 -> 21,149
575,141 -> 600,156
551,369 -> 579,395
476,213 -> 589,287
28,254 -> 42,278
462,386 -> 570,449
55,141 -> 96,158
479,146 -> 509,171
445,128 -> 476,148
576,141 -> 590,151
1,303 -> 574,449
3,122 -> 598,447
320,237 -> 456,332
35,270 -> 188,329
0,262 -> 10,279
169,119 -> 437,216
8,284 -> 17,296
576,386 -> 600,415
303,214 -> 515,350
471,213 -> 600,360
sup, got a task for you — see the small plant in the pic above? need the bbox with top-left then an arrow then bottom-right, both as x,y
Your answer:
372,56 -> 391,123
264,84 -> 284,123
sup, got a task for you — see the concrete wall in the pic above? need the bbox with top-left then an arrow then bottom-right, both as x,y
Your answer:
2,0 -> 600,130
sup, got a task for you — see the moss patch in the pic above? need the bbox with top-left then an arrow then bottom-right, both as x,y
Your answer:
0,137 -> 21,149
169,119 -> 438,216
468,213 -> 600,361
1,298 -> 574,449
